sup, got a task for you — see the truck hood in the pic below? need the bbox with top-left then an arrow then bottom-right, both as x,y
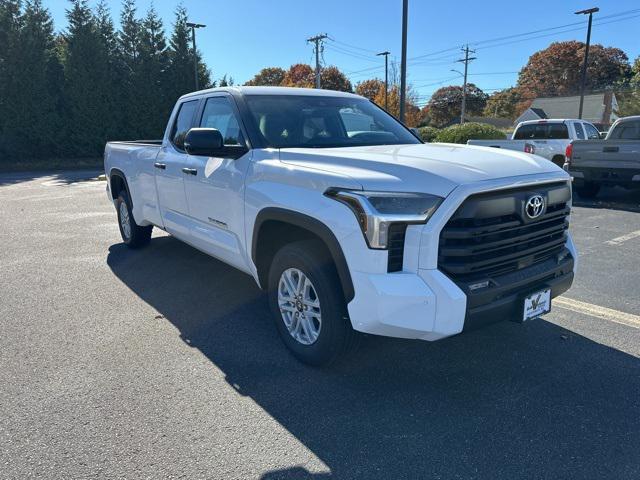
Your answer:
279,143 -> 564,197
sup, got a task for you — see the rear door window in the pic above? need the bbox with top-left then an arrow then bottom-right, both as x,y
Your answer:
573,122 -> 585,139
583,123 -> 600,139
170,100 -> 199,149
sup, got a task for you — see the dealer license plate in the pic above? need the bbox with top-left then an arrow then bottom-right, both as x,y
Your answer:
523,288 -> 551,321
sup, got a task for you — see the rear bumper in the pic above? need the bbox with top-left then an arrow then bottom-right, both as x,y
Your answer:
570,167 -> 640,187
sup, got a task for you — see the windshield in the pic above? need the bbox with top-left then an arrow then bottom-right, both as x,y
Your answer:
244,95 -> 421,148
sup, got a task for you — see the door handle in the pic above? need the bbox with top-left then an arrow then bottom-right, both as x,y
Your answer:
182,167 -> 198,175
154,162 -> 166,170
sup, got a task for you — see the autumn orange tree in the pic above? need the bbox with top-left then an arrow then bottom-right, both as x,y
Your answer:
245,67 -> 286,86
483,87 -> 522,119
373,85 -> 422,127
517,41 -> 630,100
246,64 -> 352,92
427,84 -> 487,127
355,79 -> 384,100
281,63 -> 315,88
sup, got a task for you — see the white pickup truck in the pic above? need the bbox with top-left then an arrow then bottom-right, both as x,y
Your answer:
105,86 -> 577,365
468,119 -> 600,166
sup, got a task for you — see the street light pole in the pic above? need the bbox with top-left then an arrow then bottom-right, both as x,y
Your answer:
575,7 -> 599,119
399,0 -> 408,123
186,22 -> 206,91
377,51 -> 391,111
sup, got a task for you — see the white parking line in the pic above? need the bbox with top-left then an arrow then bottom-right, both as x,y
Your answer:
555,296 -> 640,329
605,229 -> 640,246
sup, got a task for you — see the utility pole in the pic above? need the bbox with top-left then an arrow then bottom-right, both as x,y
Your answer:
186,22 -> 206,91
456,44 -> 476,124
377,51 -> 391,110
399,0 -> 408,123
307,33 -> 328,89
575,7 -> 599,119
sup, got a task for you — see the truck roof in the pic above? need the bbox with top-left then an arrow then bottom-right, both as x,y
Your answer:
518,118 -> 591,126
180,85 -> 363,101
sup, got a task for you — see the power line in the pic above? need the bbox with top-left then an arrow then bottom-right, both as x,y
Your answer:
327,37 -> 380,54
324,44 -> 379,63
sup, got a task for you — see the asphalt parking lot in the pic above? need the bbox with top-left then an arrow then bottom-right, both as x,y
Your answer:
1,170 -> 639,479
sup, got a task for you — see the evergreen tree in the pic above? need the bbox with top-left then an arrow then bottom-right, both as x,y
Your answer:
117,0 -> 142,136
0,0 -> 23,160
166,5 -> 211,104
137,4 -> 169,138
0,0 -> 64,161
63,0 -> 110,156
95,0 -> 123,141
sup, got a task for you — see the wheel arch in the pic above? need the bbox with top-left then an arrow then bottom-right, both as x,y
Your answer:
252,207 -> 355,303
109,169 -> 132,207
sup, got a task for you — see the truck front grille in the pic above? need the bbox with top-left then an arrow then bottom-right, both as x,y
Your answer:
438,182 -> 571,282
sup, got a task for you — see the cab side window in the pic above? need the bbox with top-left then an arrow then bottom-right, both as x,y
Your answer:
170,100 -> 199,150
583,123 -> 600,139
199,97 -> 245,146
573,122 -> 585,139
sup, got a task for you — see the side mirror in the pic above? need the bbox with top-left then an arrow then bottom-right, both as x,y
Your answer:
184,128 -> 224,156
409,127 -> 421,139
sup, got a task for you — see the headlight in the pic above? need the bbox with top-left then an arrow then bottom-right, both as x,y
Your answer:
325,189 -> 443,249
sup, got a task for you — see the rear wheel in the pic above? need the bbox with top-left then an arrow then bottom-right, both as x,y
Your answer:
575,182 -> 600,199
115,190 -> 152,248
268,240 -> 357,366
551,155 -> 565,168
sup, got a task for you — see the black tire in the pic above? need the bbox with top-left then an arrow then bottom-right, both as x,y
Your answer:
551,155 -> 565,168
115,190 -> 152,248
575,182 -> 600,199
268,240 -> 357,366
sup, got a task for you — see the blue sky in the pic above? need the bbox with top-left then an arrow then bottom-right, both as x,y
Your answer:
47,0 -> 640,106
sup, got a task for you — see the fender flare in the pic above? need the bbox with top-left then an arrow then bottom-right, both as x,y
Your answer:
252,207 -> 355,303
108,168 -> 132,208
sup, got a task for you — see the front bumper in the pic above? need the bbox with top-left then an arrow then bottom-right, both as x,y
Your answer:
347,235 -> 576,340
345,172 -> 577,341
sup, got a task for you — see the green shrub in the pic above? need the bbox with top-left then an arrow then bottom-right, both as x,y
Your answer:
418,126 -> 440,143
434,122 -> 506,144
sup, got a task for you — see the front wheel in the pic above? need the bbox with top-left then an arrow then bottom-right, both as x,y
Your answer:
268,240 -> 357,366
115,190 -> 152,248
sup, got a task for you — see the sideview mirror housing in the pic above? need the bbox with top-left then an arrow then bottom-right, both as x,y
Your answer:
184,128 -> 224,156
183,128 -> 249,159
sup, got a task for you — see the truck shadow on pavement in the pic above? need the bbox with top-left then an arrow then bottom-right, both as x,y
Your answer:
107,236 -> 640,479
573,186 -> 640,213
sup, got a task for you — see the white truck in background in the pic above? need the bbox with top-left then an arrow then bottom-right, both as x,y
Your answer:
104,86 -> 577,366
468,119 -> 601,167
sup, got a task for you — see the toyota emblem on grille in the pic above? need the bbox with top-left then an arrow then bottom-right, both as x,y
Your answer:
525,195 -> 545,219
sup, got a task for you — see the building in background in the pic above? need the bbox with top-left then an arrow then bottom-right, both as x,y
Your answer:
515,92 -> 619,129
